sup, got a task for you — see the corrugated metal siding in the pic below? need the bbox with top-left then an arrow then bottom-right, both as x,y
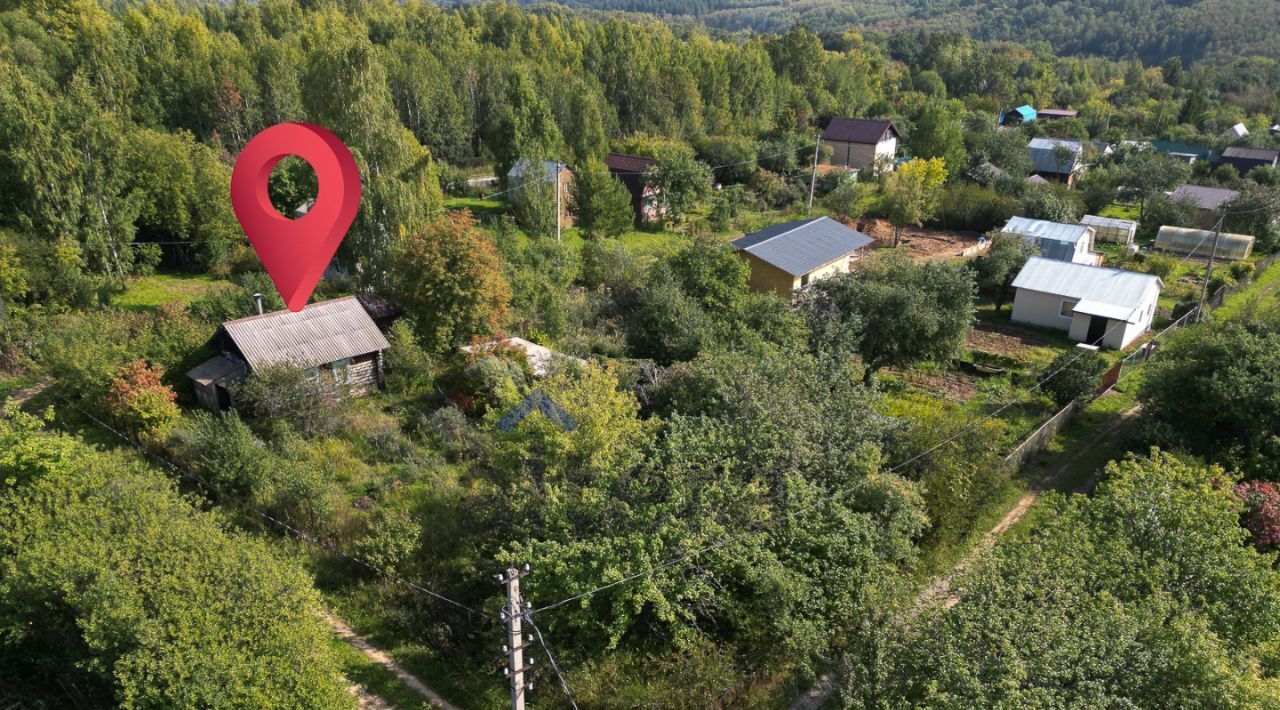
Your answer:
222,296 -> 391,371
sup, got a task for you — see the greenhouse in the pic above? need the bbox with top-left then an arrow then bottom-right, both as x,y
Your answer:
1153,226 -> 1254,261
1080,215 -> 1138,245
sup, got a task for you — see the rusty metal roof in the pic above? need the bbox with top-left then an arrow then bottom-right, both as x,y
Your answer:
221,295 -> 390,371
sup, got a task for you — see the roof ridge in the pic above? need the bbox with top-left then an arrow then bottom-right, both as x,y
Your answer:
222,294 -> 357,327
1026,255 -> 1159,280
743,216 -> 827,249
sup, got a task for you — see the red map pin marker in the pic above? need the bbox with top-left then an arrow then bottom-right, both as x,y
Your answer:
231,122 -> 361,312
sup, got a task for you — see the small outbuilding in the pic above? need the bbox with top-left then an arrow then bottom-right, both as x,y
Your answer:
507,158 -> 574,226
999,216 -> 1101,265
1037,108 -> 1078,120
1011,257 -> 1162,349
732,216 -> 875,297
1079,215 -> 1138,245
461,336 -> 584,377
1001,105 -> 1037,125
1220,146 -> 1280,175
186,295 -> 391,411
604,152 -> 659,223
821,118 -> 900,173
1154,226 -> 1255,261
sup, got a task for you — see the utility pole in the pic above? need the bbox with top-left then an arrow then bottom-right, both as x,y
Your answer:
807,135 -> 820,214
554,162 -> 563,243
1196,209 -> 1226,321
499,566 -> 533,710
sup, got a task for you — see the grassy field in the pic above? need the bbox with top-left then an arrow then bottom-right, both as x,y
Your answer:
1213,255 -> 1280,320
116,272 -> 230,311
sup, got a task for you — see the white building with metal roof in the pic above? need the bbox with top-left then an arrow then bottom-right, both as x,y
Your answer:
186,295 -> 391,411
999,216 -> 1102,265
1010,257 -> 1162,349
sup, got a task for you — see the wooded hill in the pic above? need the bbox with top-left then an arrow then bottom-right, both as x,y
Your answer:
520,0 -> 1280,64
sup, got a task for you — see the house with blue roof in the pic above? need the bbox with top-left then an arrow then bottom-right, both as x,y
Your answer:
731,217 -> 875,296
999,216 -> 1101,266
1001,105 -> 1037,125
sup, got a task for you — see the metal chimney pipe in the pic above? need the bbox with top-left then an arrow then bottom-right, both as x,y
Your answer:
253,293 -> 264,315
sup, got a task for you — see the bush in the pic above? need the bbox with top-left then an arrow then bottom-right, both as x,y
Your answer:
823,178 -> 866,221
231,363 -> 349,435
932,183 -> 1018,232
383,319 -> 435,396
1041,349 -> 1107,408
1143,254 -> 1179,280
748,168 -> 802,209
105,359 -> 181,446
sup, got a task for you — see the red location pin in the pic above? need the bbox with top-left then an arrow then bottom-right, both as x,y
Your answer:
230,122 -> 361,312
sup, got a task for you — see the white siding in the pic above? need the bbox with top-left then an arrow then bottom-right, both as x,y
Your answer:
1012,285 -> 1158,349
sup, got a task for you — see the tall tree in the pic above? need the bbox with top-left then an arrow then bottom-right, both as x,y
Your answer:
388,211 -> 511,354
882,157 -> 947,247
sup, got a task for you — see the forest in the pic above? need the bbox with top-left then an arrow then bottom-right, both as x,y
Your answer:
2,0 -> 1280,707
527,0 -> 1280,65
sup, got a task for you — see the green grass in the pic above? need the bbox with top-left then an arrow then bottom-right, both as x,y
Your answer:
1213,256 -> 1280,320
1098,202 -> 1140,220
445,196 -> 506,217
330,637 -> 435,710
116,272 -> 229,311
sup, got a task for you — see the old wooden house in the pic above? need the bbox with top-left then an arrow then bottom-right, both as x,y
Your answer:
186,295 -> 391,411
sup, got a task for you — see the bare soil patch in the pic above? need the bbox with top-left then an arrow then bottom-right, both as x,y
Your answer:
966,324 -> 1049,359
855,218 -> 989,262
889,368 -> 978,400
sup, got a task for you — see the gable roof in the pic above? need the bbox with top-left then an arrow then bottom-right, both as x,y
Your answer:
1222,146 -> 1280,164
220,295 -> 390,371
1037,108 -> 1078,119
1170,183 -> 1239,211
732,217 -> 874,276
1028,137 -> 1083,174
1012,257 -> 1161,322
1001,217 -> 1091,244
508,158 -> 565,182
822,118 -> 899,145
604,152 -> 656,174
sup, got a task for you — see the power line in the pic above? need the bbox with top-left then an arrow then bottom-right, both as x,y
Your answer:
48,395 -> 493,622
530,221 -> 1231,616
525,614 -> 580,710
120,141 -> 822,247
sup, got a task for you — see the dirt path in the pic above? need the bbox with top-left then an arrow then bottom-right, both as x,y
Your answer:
327,614 -> 460,710
7,380 -> 48,405
790,401 -> 1142,709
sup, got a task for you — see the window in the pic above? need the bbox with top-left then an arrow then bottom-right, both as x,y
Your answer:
330,357 -> 352,383
1060,299 -> 1077,318
800,273 -> 811,287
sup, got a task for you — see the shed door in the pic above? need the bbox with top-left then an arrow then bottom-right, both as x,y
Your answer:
1086,316 -> 1108,345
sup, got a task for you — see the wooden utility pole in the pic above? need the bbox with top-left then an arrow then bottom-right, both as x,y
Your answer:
500,566 -> 533,710
807,136 -> 821,213
1196,210 -> 1226,321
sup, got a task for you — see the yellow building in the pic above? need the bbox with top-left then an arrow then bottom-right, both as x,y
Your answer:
732,217 -> 875,297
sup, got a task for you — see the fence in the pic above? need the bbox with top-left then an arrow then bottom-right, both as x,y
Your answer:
1003,400 -> 1078,471
1205,252 -> 1280,309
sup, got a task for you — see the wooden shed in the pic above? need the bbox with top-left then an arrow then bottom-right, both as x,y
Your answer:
186,295 -> 391,411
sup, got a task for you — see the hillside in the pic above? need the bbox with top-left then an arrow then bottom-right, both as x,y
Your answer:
529,0 -> 1280,63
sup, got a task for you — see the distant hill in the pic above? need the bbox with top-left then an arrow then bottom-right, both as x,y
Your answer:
527,0 -> 1280,63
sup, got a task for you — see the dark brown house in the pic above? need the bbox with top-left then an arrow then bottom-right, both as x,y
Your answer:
820,118 -> 900,172
604,152 -> 659,223
186,295 -> 390,411
1220,146 -> 1280,175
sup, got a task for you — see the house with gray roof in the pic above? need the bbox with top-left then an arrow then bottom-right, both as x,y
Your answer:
1027,138 -> 1108,187
1169,183 -> 1240,227
1220,146 -> 1280,175
999,216 -> 1101,265
186,295 -> 391,411
1011,257 -> 1162,349
731,217 -> 875,296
